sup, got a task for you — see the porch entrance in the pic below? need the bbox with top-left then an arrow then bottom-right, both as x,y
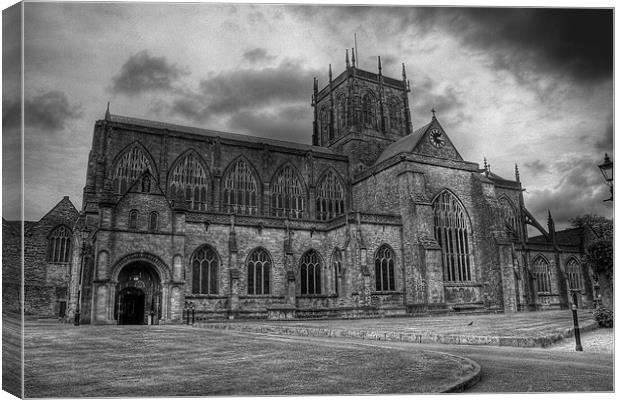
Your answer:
115,261 -> 162,325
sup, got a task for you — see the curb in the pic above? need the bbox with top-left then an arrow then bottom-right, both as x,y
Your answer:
197,319 -> 600,348
430,351 -> 482,393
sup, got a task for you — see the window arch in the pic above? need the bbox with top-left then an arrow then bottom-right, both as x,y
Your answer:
190,245 -> 219,294
149,211 -> 158,231
374,245 -> 396,291
336,96 -> 347,135
387,97 -> 402,131
566,258 -> 583,290
271,164 -> 305,219
533,256 -> 552,294
499,197 -> 521,241
112,144 -> 154,194
433,191 -> 473,282
128,210 -> 139,230
168,151 -> 209,211
299,249 -> 323,295
319,107 -> 329,144
316,169 -> 345,221
332,249 -> 342,295
47,225 -> 72,263
222,158 -> 259,215
362,92 -> 377,128
246,248 -> 271,295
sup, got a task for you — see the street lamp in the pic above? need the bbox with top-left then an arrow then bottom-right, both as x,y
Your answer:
598,153 -> 613,202
74,226 -> 91,326
570,290 -> 583,352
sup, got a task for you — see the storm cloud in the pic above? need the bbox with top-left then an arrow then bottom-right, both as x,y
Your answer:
242,48 -> 276,63
20,91 -> 82,131
111,50 -> 188,95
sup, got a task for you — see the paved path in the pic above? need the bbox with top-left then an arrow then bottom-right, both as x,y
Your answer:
547,328 -> 614,353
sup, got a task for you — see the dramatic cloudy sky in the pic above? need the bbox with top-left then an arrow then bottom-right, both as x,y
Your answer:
2,2 -> 614,231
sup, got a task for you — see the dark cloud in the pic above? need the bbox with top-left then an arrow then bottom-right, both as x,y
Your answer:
523,159 -> 550,177
16,91 -> 82,131
594,116 -> 613,153
227,104 -> 310,143
110,50 -> 187,96
412,76 -> 466,125
526,156 -> 613,229
167,60 -> 320,123
242,48 -> 276,64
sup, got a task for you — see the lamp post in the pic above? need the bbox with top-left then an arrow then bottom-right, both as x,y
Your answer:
74,226 -> 91,326
598,153 -> 613,202
570,290 -> 583,352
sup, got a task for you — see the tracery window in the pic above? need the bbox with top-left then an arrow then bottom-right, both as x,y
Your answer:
316,170 -> 345,220
222,158 -> 259,215
336,96 -> 347,135
433,191 -> 473,282
128,210 -> 138,230
319,107 -> 330,144
191,245 -> 219,294
112,145 -> 153,194
362,93 -> 377,128
533,257 -> 552,294
149,211 -> 158,231
271,165 -> 305,219
388,97 -> 402,131
566,259 -> 583,290
300,249 -> 322,295
332,249 -> 342,295
168,152 -> 209,211
47,225 -> 72,263
247,248 -> 271,295
499,197 -> 521,241
374,245 -> 396,291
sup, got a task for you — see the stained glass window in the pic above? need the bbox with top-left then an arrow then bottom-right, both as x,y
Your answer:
168,152 -> 209,211
388,97 -> 402,131
271,165 -> 305,219
191,245 -> 219,294
567,259 -> 583,290
112,145 -> 153,194
48,225 -> 72,263
433,191 -> 473,282
128,210 -> 138,230
247,248 -> 271,295
300,249 -> 322,295
362,93 -> 377,128
332,249 -> 342,295
222,159 -> 258,215
316,170 -> 345,220
374,245 -> 395,291
533,257 -> 552,293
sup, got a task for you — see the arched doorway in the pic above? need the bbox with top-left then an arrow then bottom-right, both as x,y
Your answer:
114,261 -> 162,325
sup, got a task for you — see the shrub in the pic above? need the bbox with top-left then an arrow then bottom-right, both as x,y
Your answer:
593,307 -> 613,328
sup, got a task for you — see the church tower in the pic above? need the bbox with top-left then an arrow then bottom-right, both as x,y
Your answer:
312,50 -> 413,169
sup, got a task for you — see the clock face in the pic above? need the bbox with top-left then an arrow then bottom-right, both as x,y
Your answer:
430,128 -> 445,148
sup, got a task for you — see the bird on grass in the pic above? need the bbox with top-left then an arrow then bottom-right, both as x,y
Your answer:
467,321 -> 474,326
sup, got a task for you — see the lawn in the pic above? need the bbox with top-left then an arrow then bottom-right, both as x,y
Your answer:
24,322 -> 475,397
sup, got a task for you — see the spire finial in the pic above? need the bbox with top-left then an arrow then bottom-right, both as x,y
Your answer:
105,102 -> 110,120
345,49 -> 350,68
515,163 -> 520,182
328,64 -> 332,82
431,107 -> 436,119
402,63 -> 407,81
351,47 -> 356,67
483,157 -> 489,176
378,56 -> 382,74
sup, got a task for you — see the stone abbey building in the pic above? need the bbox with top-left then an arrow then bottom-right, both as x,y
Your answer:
8,55 -> 595,324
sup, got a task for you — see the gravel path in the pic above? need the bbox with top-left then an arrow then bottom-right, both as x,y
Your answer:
547,328 -> 614,354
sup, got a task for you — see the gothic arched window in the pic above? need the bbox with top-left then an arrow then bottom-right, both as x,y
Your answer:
247,248 -> 271,295
336,96 -> 347,135
128,210 -> 139,230
533,257 -> 552,293
316,170 -> 345,220
191,245 -> 219,294
149,211 -> 158,231
300,249 -> 323,295
433,191 -> 473,282
112,145 -> 153,194
332,249 -> 342,295
388,97 -> 402,132
566,258 -> 583,290
168,152 -> 209,211
499,197 -> 521,241
271,165 -> 305,219
47,225 -> 72,263
319,107 -> 330,144
375,245 -> 396,291
362,92 -> 377,128
222,158 -> 259,215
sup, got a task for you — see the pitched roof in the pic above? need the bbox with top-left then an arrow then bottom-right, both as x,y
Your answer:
108,114 -> 338,156
374,121 -> 432,165
529,227 -> 585,246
